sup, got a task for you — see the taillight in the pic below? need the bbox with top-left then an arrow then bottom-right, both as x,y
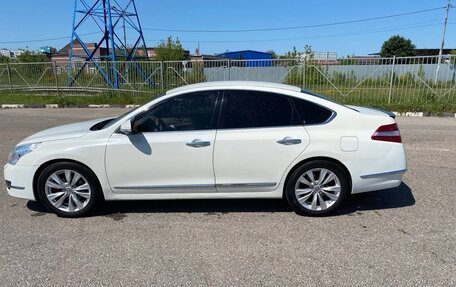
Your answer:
371,123 -> 402,143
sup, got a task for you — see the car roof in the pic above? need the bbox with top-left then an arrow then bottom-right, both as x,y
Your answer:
166,81 -> 302,94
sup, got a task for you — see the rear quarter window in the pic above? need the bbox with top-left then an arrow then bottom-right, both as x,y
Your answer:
292,97 -> 334,125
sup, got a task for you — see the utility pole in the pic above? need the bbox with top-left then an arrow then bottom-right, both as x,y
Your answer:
435,0 -> 452,84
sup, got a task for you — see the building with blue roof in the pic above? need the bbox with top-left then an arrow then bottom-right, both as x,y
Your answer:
216,50 -> 273,67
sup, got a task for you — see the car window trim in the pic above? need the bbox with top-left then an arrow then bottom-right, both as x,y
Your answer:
218,89 -> 334,130
289,95 -> 337,126
219,90 -> 299,130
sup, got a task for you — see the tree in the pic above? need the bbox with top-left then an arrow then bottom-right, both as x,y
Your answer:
380,35 -> 416,57
0,55 -> 10,63
266,50 -> 278,59
16,50 -> 49,62
281,45 -> 314,62
302,44 -> 314,62
154,36 -> 187,61
282,46 -> 300,59
282,45 -> 320,87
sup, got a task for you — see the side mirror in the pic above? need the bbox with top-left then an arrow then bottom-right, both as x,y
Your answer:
119,119 -> 134,135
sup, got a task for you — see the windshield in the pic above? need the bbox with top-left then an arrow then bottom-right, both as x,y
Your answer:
101,106 -> 142,129
98,93 -> 167,129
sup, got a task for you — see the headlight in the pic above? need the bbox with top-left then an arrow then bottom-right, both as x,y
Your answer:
8,143 -> 41,165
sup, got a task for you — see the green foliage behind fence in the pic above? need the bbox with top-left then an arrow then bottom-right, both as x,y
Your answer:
1,57 -> 455,112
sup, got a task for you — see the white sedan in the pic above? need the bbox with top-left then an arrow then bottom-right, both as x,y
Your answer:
4,81 -> 407,217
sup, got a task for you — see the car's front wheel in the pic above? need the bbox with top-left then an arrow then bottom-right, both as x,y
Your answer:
37,162 -> 102,218
285,160 -> 350,216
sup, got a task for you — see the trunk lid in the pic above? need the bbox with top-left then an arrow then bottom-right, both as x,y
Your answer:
347,105 -> 395,118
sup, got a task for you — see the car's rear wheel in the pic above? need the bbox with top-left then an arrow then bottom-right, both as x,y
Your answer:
285,160 -> 350,216
37,162 -> 102,218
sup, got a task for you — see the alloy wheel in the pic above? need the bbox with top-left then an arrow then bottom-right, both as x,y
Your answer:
294,168 -> 341,211
44,169 -> 92,213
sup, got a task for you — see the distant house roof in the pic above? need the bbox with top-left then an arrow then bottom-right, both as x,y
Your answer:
143,47 -> 190,58
216,50 -> 273,59
189,54 -> 224,61
56,40 -> 87,55
414,48 -> 454,56
53,40 -> 159,59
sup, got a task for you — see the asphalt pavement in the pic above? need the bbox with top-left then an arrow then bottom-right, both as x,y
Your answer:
0,108 -> 455,286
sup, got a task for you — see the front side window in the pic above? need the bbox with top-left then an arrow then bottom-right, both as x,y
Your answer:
220,90 -> 299,129
133,91 -> 218,132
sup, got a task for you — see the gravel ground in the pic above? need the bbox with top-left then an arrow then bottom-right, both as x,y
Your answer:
0,108 -> 455,286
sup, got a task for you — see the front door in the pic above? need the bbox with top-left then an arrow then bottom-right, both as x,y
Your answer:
105,91 -> 219,194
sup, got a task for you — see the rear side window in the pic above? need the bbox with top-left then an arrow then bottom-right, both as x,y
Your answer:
221,90 -> 299,129
292,97 -> 334,125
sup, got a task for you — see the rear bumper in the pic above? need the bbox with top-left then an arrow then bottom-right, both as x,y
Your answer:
351,142 -> 407,194
3,164 -> 37,201
353,169 -> 406,194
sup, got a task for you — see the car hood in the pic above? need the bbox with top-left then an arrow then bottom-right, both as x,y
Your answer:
19,118 -> 111,145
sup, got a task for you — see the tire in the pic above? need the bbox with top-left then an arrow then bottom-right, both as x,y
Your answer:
37,162 -> 102,218
285,160 -> 350,216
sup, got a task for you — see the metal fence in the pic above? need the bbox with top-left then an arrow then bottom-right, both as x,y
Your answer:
0,55 -> 455,107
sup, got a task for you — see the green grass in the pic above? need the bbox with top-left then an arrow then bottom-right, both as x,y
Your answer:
0,87 -> 455,113
312,88 -> 456,113
0,91 -> 161,107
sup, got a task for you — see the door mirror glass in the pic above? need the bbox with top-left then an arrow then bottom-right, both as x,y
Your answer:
119,119 -> 134,134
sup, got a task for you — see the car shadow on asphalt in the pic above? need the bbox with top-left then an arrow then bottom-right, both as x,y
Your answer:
26,183 -> 414,217
334,182 -> 415,216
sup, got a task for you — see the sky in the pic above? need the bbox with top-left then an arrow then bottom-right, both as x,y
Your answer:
0,0 -> 454,57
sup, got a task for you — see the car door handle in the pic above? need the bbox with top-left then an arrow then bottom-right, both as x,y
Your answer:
186,139 -> 211,148
277,137 -> 302,145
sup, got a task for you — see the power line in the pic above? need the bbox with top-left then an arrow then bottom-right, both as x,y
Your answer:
142,7 -> 446,33
0,7 -> 451,45
2,22 -> 450,46
145,22 -> 448,44
0,32 -> 99,44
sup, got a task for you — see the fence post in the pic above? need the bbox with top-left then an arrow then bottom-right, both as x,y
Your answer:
6,62 -> 13,96
53,62 -> 60,97
302,61 -> 306,89
228,59 -> 231,81
388,56 -> 396,104
160,61 -> 164,91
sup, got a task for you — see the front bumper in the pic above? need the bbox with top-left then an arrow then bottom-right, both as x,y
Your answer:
3,163 -> 37,201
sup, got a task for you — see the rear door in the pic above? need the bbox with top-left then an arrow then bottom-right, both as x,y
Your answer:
213,90 -> 310,192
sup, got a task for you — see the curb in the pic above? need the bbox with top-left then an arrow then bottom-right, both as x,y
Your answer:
392,111 -> 456,118
1,104 -> 455,117
1,104 -> 25,109
88,104 -> 110,108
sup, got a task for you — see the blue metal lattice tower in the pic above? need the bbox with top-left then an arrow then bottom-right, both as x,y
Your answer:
69,0 -> 148,89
